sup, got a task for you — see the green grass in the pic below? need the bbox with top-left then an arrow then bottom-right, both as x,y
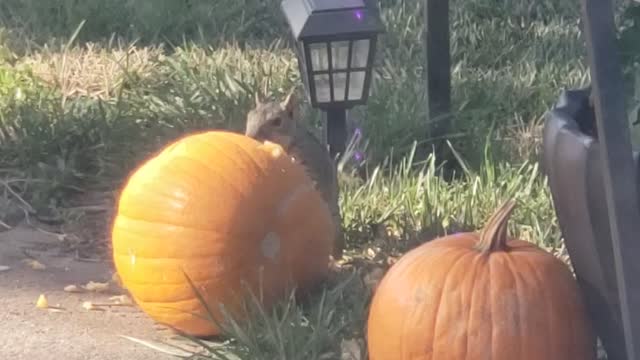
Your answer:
0,0 -> 638,358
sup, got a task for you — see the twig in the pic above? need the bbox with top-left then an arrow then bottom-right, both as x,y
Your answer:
64,205 -> 111,213
75,250 -> 103,263
21,249 -> 38,260
35,227 -> 66,238
0,219 -> 11,230
0,179 -> 35,213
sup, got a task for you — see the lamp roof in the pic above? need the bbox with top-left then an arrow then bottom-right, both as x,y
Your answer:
281,0 -> 384,40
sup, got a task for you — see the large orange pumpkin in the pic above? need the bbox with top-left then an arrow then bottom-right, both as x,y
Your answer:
111,130 -> 335,336
367,200 -> 596,360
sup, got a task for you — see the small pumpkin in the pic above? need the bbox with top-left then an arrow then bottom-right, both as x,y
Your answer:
367,200 -> 596,360
111,131 -> 334,336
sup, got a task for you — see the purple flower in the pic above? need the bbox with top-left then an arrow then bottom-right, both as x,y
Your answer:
354,151 -> 364,162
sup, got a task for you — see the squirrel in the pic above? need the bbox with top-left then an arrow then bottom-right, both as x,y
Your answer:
244,90 -> 345,260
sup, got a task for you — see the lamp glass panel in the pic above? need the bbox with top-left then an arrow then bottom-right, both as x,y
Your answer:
348,71 -> 366,100
331,41 -> 350,70
309,43 -> 329,71
332,72 -> 347,101
350,39 -> 370,68
314,74 -> 331,103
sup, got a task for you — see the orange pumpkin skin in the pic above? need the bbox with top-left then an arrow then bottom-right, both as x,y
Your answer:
111,131 -> 334,337
367,201 -> 596,360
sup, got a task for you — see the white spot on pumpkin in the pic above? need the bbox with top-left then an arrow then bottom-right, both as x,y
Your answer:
260,141 -> 284,158
270,146 -> 283,158
128,249 -> 136,267
261,232 -> 281,262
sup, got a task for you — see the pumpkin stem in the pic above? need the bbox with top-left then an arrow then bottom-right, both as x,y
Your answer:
476,199 -> 517,254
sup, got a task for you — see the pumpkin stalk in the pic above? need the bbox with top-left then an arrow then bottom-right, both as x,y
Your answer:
476,199 -> 517,254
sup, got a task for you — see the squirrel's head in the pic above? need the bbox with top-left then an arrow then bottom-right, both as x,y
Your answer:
245,90 -> 298,148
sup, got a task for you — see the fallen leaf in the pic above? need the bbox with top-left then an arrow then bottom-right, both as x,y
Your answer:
23,259 -> 46,270
366,248 -> 376,258
81,301 -> 103,311
0,265 -> 10,272
109,295 -> 133,305
36,294 -> 49,309
83,281 -> 110,292
63,285 -> 83,293
385,226 -> 400,238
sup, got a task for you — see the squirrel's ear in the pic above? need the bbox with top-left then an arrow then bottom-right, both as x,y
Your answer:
281,88 -> 297,114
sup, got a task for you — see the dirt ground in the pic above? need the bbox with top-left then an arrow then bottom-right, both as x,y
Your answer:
0,191 -> 182,360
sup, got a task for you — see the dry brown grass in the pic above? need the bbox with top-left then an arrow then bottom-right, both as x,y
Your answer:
18,43 -> 164,99
501,114 -> 545,163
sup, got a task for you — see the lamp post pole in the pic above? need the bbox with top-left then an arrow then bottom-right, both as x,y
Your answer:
424,0 -> 451,151
326,109 -> 348,159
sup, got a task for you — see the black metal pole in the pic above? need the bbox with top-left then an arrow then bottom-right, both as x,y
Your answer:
424,0 -> 451,145
326,108 -> 347,160
580,0 -> 640,358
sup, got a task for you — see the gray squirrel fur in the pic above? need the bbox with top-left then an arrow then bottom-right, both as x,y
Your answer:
244,90 -> 345,259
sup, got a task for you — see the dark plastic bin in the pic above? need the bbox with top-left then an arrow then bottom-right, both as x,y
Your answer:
541,87 -> 640,360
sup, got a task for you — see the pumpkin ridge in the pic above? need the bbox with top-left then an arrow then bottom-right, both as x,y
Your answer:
141,302 -> 227,317
476,199 -> 516,254
544,257 -> 584,358
210,139 -> 267,177
503,251 -> 524,359
113,214 -> 255,234
113,217 -> 252,238
183,133 -> 270,189
111,239 -> 254,259
122,279 -> 250,295
112,252 -> 253,268
206,133 -> 271,179
118,186 -> 246,228
430,250 -> 473,356
126,275 -> 245,293
140,139 -> 224,181
517,251 -> 553,358
176,153 -> 253,198
403,252 -> 435,358
396,250 -> 424,359
138,292 -> 233,305
462,251 -> 485,359
136,298 -> 207,307
488,250 -> 495,359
